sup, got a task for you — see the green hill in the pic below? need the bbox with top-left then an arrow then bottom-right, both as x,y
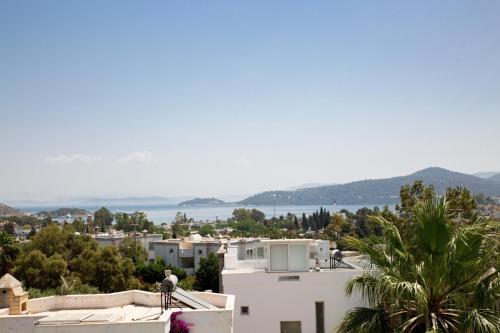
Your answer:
239,167 -> 500,205
36,208 -> 91,218
178,197 -> 226,206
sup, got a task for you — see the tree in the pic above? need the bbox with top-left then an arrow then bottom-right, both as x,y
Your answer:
250,209 -> 265,222
74,246 -> 138,293
175,212 -> 186,224
27,226 -> 36,239
3,222 -> 16,235
302,213 -> 309,231
136,256 -> 166,284
72,218 -> 86,233
324,223 -> 338,239
0,231 -> 19,275
14,250 -> 68,289
446,186 -> 477,220
94,207 -> 113,232
118,237 -> 148,263
196,253 -> 219,292
199,224 -> 215,236
27,224 -> 67,257
232,208 -> 250,222
338,197 -> 499,333
396,181 -> 435,216
353,207 -> 374,237
234,219 -> 258,234
114,213 -> 131,232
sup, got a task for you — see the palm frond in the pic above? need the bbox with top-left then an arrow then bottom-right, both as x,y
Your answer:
337,306 -> 388,333
461,308 -> 500,333
414,198 -> 452,257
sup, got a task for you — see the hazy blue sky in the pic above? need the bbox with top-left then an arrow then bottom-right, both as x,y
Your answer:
1,1 -> 499,201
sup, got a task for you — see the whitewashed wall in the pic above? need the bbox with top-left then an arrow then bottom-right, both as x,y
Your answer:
222,269 -> 363,333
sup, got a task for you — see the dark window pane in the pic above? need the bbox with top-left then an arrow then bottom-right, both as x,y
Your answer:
315,302 -> 324,333
280,321 -> 301,333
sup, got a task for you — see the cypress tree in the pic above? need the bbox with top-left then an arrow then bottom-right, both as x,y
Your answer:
302,213 -> 309,231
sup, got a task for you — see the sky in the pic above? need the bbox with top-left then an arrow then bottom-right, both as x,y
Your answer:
1,0 -> 499,202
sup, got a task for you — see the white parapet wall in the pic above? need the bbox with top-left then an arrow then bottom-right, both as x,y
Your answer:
179,309 -> 233,333
34,318 -> 170,333
0,315 -> 47,333
1,290 -> 235,333
27,290 -> 161,313
178,292 -> 235,333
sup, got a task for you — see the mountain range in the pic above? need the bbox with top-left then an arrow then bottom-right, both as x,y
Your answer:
239,167 -> 500,205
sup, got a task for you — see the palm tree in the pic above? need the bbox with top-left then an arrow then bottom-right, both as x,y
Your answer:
338,198 -> 499,333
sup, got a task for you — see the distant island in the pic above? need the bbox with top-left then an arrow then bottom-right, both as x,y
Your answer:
238,167 -> 500,206
0,203 -> 25,217
178,197 -> 226,206
36,208 -> 91,218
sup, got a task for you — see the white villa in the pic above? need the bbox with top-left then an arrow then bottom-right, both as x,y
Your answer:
222,239 -> 365,333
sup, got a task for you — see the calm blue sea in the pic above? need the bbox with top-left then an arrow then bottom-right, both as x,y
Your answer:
19,204 -> 392,224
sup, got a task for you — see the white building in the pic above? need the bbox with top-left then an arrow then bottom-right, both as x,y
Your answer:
151,234 -> 223,275
94,232 -> 163,261
222,239 -> 364,333
0,274 -> 235,333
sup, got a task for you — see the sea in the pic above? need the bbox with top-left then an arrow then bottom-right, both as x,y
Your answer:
19,203 -> 391,224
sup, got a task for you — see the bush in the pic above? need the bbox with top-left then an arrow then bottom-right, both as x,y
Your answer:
177,275 -> 196,290
195,253 -> 219,292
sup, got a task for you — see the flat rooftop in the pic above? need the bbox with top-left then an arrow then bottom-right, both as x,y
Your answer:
222,257 -> 365,275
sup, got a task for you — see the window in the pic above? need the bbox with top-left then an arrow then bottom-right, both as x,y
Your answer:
240,306 -> 249,315
278,275 -> 300,281
257,247 -> 264,258
289,244 -> 307,271
280,321 -> 301,333
269,243 -> 308,272
169,249 -> 174,254
315,302 -> 324,333
198,249 -> 203,255
270,244 -> 288,271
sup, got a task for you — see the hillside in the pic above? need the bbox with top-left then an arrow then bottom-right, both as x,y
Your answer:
0,203 -> 25,217
239,167 -> 500,205
178,197 -> 226,206
473,171 -> 499,179
36,208 -> 91,218
488,173 -> 500,182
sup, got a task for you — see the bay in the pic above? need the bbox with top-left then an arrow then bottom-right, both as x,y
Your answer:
20,203 -> 392,224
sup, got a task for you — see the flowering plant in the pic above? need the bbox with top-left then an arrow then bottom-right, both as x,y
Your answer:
170,311 -> 192,333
